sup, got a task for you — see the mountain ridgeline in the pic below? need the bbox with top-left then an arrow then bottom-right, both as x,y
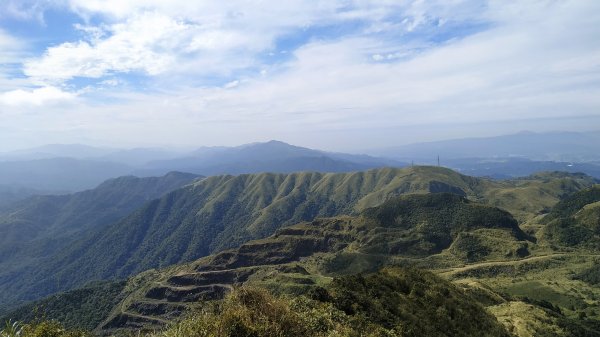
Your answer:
0,141 -> 401,196
138,140 -> 401,176
0,172 -> 201,312
98,193 -> 529,333
8,193 -> 525,335
1,166 -> 599,336
0,167 -> 595,314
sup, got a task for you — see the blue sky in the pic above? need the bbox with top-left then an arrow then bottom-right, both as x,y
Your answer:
0,0 -> 599,151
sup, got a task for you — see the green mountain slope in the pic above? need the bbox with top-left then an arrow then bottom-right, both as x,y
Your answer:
3,269 -> 512,337
0,185 -> 42,209
149,268 -> 510,337
1,281 -> 126,331
0,167 -> 594,315
0,172 -> 200,312
0,171 -> 200,251
97,193 -> 529,332
541,185 -> 600,248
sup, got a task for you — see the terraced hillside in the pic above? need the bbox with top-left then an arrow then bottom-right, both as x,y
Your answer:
1,167 -> 595,313
96,193 -> 530,333
144,268 -> 511,337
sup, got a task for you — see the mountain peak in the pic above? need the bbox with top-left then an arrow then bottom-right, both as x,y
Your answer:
265,140 -> 289,145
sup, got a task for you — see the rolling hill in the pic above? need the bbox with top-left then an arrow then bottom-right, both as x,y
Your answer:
0,172 -> 200,313
541,185 -> 600,248
97,192 -> 529,333
0,166 -> 594,313
2,168 -> 600,336
5,194 -> 524,335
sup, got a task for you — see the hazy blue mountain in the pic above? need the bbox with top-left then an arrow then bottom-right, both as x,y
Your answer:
445,157 -> 600,179
1,141 -> 402,186
0,185 -> 47,209
140,140 -> 401,176
0,144 -> 185,167
97,148 -> 185,166
0,172 -> 200,313
373,131 -> 600,163
0,171 -> 200,251
0,158 -> 135,191
0,144 -> 114,161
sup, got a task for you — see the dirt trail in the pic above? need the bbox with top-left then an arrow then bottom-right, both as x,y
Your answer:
436,253 -> 568,277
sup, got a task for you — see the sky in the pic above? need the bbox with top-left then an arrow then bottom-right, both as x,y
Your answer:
0,0 -> 599,152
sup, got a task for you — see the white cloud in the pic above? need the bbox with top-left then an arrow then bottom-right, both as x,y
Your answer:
24,0 -> 492,86
0,29 -> 25,64
0,86 -> 77,107
24,12 -> 194,84
1,1 -> 600,149
0,0 -> 49,22
55,0 -> 598,147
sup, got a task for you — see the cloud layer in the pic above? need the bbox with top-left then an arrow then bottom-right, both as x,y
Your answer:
0,1 -> 599,151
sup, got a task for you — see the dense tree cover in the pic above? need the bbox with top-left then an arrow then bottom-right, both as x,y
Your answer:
0,281 -> 126,331
542,185 -> 600,223
542,185 -> 600,247
0,172 -> 199,313
362,193 -> 527,255
574,263 -> 600,286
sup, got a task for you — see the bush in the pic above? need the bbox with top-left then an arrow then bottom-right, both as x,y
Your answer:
2,321 -> 89,337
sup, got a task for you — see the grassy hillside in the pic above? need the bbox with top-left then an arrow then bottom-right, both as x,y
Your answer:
147,268 -> 510,337
95,193 -> 529,332
541,185 -> 600,248
0,172 -> 199,313
543,185 -> 600,223
0,171 -> 200,251
4,170 -> 600,336
0,167 -> 593,313
1,269 -> 510,337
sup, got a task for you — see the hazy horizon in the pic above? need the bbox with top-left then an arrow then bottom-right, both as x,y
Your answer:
1,128 -> 599,157
1,1 -> 599,152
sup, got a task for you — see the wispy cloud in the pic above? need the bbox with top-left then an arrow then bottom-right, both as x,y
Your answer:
23,1 -> 489,87
0,28 -> 25,64
0,1 -> 598,150
0,86 -> 77,107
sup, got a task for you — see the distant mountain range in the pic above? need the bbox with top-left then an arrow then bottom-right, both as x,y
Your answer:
371,131 -> 600,163
1,131 -> 600,199
137,140 -> 402,176
0,185 -> 43,209
0,158 -> 133,192
0,141 -> 400,195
